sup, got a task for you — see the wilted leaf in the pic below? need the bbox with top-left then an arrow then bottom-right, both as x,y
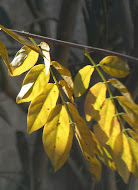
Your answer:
16,64 -> 50,103
68,102 -> 95,158
27,83 -> 59,134
40,42 -> 51,75
84,82 -> 107,121
109,78 -> 134,104
0,40 -> 12,74
0,25 -> 43,55
52,61 -> 73,88
10,46 -> 39,76
128,137 -> 138,178
122,113 -> 138,131
94,99 -> 115,145
113,133 -> 132,183
127,129 -> 138,142
59,80 -> 74,103
84,152 -> 102,181
73,65 -> 94,97
43,104 -> 73,170
116,96 -> 138,128
99,56 -> 130,78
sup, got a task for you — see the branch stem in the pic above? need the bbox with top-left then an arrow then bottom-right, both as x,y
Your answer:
0,28 -> 137,64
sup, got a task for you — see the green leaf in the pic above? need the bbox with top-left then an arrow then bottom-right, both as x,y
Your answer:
68,102 -> 95,158
9,46 -> 39,76
84,82 -> 107,121
52,61 -> 73,88
0,25 -> 43,56
40,42 -> 51,75
27,83 -> 59,134
94,99 -> 115,145
99,56 -> 130,78
43,104 -> 73,170
109,78 -> 134,104
16,64 -> 50,103
73,65 -> 94,97
59,80 -> 74,103
0,40 -> 12,74
116,96 -> 138,129
113,133 -> 132,183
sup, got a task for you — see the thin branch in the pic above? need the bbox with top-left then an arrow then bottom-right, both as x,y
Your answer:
1,29 -> 138,64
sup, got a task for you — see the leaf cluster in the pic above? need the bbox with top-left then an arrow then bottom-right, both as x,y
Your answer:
0,25 -> 138,183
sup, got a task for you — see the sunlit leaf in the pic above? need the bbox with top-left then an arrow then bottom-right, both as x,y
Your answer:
0,40 -> 12,74
9,46 -> 39,76
99,56 -> 130,78
116,96 -> 138,128
68,102 -> 95,158
0,25 -> 43,55
84,152 -> 102,181
40,42 -> 51,75
52,61 -> 73,88
59,80 -> 74,103
94,99 -> 115,145
122,113 -> 138,131
128,137 -> 138,178
127,129 -> 138,142
73,65 -> 94,97
113,133 -> 132,183
43,104 -> 73,170
109,78 -> 134,104
16,64 -> 50,103
84,82 -> 107,121
27,83 -> 59,134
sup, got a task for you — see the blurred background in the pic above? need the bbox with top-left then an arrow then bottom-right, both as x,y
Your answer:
0,0 -> 138,189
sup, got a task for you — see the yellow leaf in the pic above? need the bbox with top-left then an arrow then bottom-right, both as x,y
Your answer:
122,113 -> 138,132
99,56 -> 130,78
0,40 -> 12,74
16,64 -> 50,103
116,96 -> 138,128
52,61 -> 73,88
109,78 -> 134,104
27,83 -> 59,134
84,82 -> 107,121
43,104 -> 73,170
9,46 -> 39,76
54,124 -> 73,172
68,102 -> 95,158
0,25 -> 43,56
127,129 -> 138,142
128,137 -> 138,178
84,152 -> 102,181
40,42 -> 51,75
73,65 -> 94,97
59,80 -> 74,103
94,99 -> 115,145
113,133 -> 132,183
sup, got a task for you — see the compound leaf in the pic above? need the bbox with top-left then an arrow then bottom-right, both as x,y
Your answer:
40,42 -> 51,75
73,65 -> 94,97
109,78 -> 134,103
113,133 -> 132,183
43,104 -> 73,170
99,56 -> 130,78
16,64 -> 50,103
84,82 -> 107,121
27,83 -> 59,134
0,25 -> 43,55
94,99 -> 115,145
68,102 -> 95,158
52,61 -> 73,88
10,46 -> 39,76
0,40 -> 12,74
